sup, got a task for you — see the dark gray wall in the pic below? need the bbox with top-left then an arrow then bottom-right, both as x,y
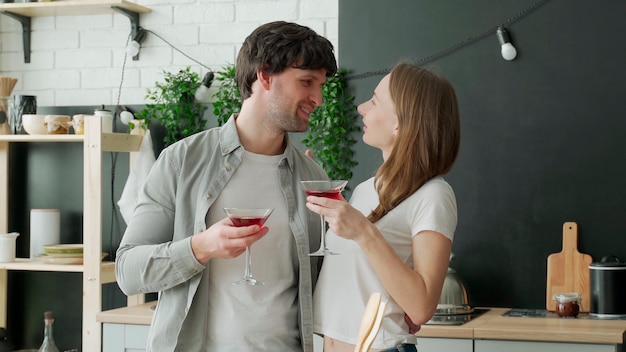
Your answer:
339,0 -> 626,309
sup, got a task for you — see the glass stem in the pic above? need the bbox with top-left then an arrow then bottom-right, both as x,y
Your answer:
319,214 -> 327,251
244,246 -> 253,278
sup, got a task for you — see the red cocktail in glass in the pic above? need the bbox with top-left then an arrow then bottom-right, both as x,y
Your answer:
224,207 -> 274,285
300,180 -> 348,256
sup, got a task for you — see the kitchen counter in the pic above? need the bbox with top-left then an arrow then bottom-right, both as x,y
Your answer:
416,308 -> 626,344
98,305 -> 626,345
97,301 -> 155,325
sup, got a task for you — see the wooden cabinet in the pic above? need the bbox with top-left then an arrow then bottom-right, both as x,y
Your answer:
416,337 -> 473,352
103,323 -> 150,352
415,338 -> 620,352
474,339 -> 621,352
0,115 -> 143,352
416,309 -> 626,352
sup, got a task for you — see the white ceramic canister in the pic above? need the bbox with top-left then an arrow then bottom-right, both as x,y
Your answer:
30,209 -> 61,258
94,108 -> 113,133
0,232 -> 19,263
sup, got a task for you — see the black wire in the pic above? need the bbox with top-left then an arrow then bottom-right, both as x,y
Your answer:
107,34 -> 132,262
143,28 -> 213,72
346,0 -> 551,80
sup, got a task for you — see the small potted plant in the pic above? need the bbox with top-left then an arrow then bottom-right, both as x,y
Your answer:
211,64 -> 241,126
136,66 -> 208,146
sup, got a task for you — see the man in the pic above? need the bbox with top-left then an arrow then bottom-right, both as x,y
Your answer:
115,21 -> 337,351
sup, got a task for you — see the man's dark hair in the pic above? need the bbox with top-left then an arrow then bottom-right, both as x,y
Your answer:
236,21 -> 337,100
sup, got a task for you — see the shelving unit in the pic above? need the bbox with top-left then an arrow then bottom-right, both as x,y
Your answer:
0,0 -> 151,62
0,115 -> 144,352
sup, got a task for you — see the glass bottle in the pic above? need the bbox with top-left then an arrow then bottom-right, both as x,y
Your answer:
38,311 -> 60,352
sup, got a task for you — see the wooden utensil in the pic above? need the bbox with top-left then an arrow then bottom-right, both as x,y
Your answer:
546,222 -> 593,312
355,292 -> 386,352
361,299 -> 387,352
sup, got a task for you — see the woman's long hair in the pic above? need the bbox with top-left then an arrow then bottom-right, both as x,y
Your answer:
368,63 -> 461,223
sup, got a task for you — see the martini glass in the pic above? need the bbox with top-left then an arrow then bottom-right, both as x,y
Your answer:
224,207 -> 274,286
300,180 -> 348,256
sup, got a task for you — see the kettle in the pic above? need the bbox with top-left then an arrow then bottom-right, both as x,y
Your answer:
434,254 -> 472,315
435,267 -> 472,314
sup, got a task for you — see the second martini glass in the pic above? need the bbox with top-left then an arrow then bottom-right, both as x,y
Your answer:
224,207 -> 274,285
300,180 -> 348,256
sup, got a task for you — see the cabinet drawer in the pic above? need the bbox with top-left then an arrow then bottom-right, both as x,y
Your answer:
417,337 -> 473,352
103,323 -> 149,352
475,339 -> 618,352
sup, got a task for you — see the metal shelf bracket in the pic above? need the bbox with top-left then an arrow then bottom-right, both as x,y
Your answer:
111,6 -> 141,60
0,11 -> 31,63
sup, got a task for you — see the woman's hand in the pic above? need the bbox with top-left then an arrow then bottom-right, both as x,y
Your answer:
305,195 -> 372,243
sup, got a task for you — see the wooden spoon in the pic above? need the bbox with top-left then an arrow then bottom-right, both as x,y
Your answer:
361,299 -> 387,352
354,292 -> 384,352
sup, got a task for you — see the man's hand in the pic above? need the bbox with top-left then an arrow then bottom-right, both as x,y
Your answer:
191,217 -> 269,264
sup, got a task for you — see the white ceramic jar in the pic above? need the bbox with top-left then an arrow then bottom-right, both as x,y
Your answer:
94,109 -> 113,133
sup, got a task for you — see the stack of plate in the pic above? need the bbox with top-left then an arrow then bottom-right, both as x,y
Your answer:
37,244 -> 84,264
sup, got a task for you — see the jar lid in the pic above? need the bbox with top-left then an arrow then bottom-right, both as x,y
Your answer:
553,292 -> 580,303
590,255 -> 626,269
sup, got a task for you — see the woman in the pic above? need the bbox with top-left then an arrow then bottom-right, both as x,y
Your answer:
308,62 -> 461,352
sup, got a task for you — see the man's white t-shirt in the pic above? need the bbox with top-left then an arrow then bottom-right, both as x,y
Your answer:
205,150 -> 300,351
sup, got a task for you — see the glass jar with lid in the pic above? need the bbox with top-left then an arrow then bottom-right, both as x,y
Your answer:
553,292 -> 581,317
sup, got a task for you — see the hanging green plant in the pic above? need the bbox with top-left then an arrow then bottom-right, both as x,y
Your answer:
136,66 -> 208,146
302,68 -> 360,182
211,65 -> 359,182
212,64 -> 241,126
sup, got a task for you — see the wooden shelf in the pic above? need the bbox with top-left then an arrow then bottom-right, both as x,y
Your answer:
0,133 -> 143,153
0,0 -> 150,63
0,258 -> 115,275
0,0 -> 150,17
0,134 -> 83,142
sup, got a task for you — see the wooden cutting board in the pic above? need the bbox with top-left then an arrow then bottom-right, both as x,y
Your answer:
546,222 -> 593,312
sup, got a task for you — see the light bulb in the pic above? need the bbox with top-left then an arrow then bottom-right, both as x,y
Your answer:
501,43 -> 517,61
126,28 -> 147,59
126,41 -> 141,57
120,110 -> 134,125
195,85 -> 212,103
194,72 -> 215,103
496,27 -> 517,61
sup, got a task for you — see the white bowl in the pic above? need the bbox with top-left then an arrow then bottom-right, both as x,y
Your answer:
22,114 -> 48,135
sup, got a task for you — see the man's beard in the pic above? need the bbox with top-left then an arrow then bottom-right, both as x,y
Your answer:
265,89 -> 309,133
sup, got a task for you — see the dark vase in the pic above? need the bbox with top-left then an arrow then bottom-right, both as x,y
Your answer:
10,95 -> 37,134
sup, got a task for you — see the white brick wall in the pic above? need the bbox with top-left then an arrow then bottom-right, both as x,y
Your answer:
0,0 -> 338,106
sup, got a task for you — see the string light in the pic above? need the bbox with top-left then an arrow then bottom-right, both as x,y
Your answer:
497,27 -> 517,61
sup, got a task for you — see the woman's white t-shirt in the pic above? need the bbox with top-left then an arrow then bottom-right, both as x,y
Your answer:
313,176 -> 457,349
